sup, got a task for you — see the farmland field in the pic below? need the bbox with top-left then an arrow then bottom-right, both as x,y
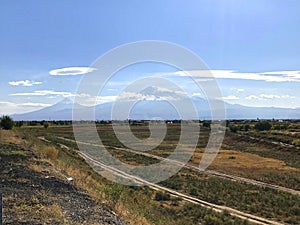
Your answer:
2,120 -> 298,225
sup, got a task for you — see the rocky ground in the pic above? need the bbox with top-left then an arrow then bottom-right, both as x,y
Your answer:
0,141 -> 126,225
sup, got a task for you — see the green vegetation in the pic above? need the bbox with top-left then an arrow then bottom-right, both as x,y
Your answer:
161,170 -> 300,224
43,121 -> 50,129
154,191 -> 171,201
254,121 -> 272,131
15,128 -> 249,225
11,120 -> 300,224
0,115 -> 14,130
229,125 -> 238,133
0,149 -> 27,157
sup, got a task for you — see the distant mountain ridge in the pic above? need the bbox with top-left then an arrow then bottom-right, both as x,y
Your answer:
11,97 -> 300,121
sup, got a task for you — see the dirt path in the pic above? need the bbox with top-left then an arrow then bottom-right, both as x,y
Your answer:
46,137 -> 288,225
79,150 -> 284,225
55,136 -> 300,196
237,133 -> 299,149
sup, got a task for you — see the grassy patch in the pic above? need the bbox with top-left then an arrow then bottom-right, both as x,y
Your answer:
18,127 -> 251,225
0,150 -> 27,157
161,170 -> 300,224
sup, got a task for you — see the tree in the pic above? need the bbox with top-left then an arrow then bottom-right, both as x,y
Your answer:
203,120 -> 211,129
229,125 -> 238,133
0,115 -> 14,130
15,121 -> 24,128
243,124 -> 250,131
43,122 -> 50,129
154,192 -> 171,201
254,121 -> 272,131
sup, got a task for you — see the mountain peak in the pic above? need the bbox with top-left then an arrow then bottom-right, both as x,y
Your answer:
57,97 -> 75,105
138,86 -> 186,100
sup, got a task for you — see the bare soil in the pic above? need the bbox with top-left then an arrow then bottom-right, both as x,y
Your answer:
0,142 -> 126,225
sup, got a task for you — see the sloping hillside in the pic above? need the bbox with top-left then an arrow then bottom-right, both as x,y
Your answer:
0,130 -> 126,225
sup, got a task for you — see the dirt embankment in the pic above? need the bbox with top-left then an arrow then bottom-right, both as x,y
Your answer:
0,133 -> 126,225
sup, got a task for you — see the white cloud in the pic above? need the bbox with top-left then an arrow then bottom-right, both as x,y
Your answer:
117,92 -> 155,101
223,95 -> 240,100
76,95 -> 117,106
192,93 -> 204,97
230,88 -> 244,93
170,70 -> 300,82
9,88 -> 116,106
20,103 -> 52,107
116,86 -> 186,102
9,80 -> 42,86
0,101 -> 51,115
245,95 -> 260,100
49,67 -> 96,76
246,94 -> 295,100
10,90 -> 76,97
117,92 -> 179,101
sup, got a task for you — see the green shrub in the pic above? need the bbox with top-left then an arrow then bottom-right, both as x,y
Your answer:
229,125 -> 238,133
254,121 -> 272,131
43,122 -> 50,129
154,192 -> 171,201
203,121 -> 211,128
0,115 -> 14,130
244,124 -> 250,131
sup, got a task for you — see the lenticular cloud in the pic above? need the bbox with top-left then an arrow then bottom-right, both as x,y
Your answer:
49,67 -> 96,76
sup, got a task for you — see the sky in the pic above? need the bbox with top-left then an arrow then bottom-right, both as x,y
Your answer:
1,0 -> 300,115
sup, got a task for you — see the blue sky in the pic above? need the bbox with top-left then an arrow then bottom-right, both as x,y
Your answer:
1,0 -> 300,115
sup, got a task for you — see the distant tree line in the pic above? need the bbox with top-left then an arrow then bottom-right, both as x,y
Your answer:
4,117 -> 300,133
227,119 -> 300,133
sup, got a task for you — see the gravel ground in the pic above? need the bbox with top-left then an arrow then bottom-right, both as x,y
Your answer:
0,143 -> 126,225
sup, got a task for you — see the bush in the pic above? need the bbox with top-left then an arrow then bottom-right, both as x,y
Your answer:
229,125 -> 238,133
203,215 -> 222,225
155,192 -> 171,201
254,121 -> 272,131
0,115 -> 14,130
244,124 -> 250,131
203,121 -> 211,128
43,122 -> 50,129
15,121 -> 24,128
40,146 -> 58,160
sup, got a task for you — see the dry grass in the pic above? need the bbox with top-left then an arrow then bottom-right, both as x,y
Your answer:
4,195 -> 67,224
13,127 -> 256,225
292,138 -> 300,146
41,204 -> 65,222
28,164 -> 43,173
58,164 -> 154,225
16,177 -> 29,184
38,146 -> 59,160
0,129 -> 25,144
115,203 -> 153,225
191,149 -> 298,177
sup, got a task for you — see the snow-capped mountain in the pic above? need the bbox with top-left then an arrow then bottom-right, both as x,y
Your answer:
11,96 -> 300,121
10,87 -> 300,120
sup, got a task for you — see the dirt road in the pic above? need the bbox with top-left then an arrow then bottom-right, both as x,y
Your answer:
55,136 -> 300,196
42,136 -> 291,225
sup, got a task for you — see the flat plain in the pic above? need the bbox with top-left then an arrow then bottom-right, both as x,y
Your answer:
1,120 -> 300,224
